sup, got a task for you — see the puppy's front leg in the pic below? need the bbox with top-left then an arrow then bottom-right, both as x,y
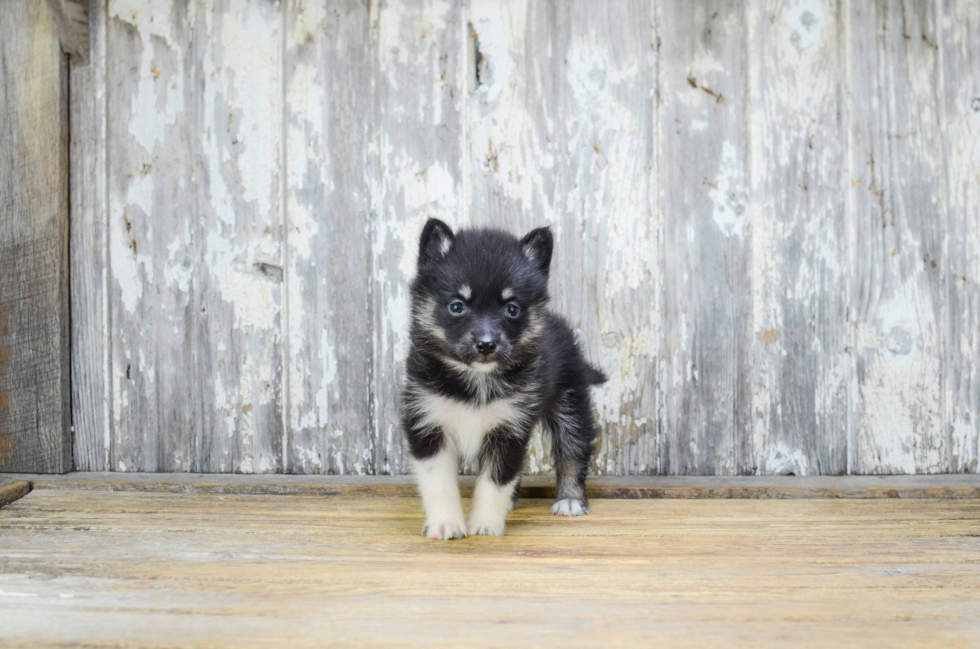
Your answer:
468,427 -> 529,537
412,446 -> 467,540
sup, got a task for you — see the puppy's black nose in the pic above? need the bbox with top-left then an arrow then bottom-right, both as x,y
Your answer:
475,339 -> 497,356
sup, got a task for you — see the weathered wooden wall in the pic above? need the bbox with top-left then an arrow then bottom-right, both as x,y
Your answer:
0,0 -> 72,473
69,0 -> 980,475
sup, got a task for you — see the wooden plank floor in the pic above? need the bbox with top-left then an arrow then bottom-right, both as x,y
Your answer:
2,489 -> 979,647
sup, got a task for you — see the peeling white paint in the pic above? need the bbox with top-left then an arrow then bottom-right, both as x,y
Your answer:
766,443 -> 810,476
220,1 -> 280,218
785,0 -> 825,53
709,141 -> 747,239
81,0 -> 978,478
855,281 -> 944,473
109,0 -> 184,155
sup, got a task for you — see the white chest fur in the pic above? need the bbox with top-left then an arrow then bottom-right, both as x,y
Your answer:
415,391 -> 523,461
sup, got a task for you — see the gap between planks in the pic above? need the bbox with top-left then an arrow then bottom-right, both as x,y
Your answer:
1,472 -> 978,500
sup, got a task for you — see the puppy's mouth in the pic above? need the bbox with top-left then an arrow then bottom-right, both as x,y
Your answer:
470,359 -> 498,373
447,342 -> 512,373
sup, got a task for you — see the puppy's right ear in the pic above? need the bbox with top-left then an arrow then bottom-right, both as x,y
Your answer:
519,226 -> 553,276
418,218 -> 455,267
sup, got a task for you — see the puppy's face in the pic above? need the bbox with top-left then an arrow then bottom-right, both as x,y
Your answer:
410,219 -> 552,372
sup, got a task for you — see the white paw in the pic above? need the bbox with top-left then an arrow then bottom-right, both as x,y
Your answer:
422,519 -> 467,540
467,518 -> 506,536
551,499 -> 590,516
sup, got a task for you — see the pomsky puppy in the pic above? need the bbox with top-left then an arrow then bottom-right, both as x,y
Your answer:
401,218 -> 606,539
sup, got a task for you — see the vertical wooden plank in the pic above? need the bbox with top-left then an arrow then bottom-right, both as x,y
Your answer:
0,0 -> 72,473
462,0 -> 544,473
464,0 -> 556,231
195,0 -> 284,473
659,0 -> 751,475
106,0 -> 186,472
71,0 -> 110,471
941,0 -> 980,473
554,2 -> 658,476
284,0 -> 374,474
465,0 -> 659,474
746,0 -> 848,475
464,0 -> 554,474
371,0 -> 465,474
846,0 -> 946,474
107,0 -> 283,472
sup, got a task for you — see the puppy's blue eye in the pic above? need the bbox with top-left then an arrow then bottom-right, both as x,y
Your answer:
505,303 -> 520,318
449,301 -> 465,315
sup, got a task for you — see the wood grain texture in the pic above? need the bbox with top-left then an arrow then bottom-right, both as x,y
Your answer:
465,1 -> 659,475
941,0 -> 980,473
660,0 -> 751,475
464,0 -> 557,473
105,0 -> 193,471
747,0 -> 848,475
0,478 -> 31,507
558,2 -> 658,477
3,489 -> 980,646
370,0 -> 465,474
0,0 -> 72,473
70,0 -> 109,471
284,0 -> 374,474
846,0 -> 947,474
67,0 -> 980,476
106,0 -> 283,472
44,0 -> 90,65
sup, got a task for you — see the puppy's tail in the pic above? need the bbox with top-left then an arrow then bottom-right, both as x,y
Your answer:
585,364 -> 607,386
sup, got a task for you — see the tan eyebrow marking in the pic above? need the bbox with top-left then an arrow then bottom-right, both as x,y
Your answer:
459,285 -> 472,300
501,287 -> 514,301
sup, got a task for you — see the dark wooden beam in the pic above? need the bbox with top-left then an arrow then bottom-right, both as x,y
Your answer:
44,0 -> 89,66
3,473 -> 979,500
0,0 -> 72,473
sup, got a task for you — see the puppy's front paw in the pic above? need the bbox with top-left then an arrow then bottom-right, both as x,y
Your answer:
467,518 -> 505,537
422,519 -> 467,540
551,498 -> 590,516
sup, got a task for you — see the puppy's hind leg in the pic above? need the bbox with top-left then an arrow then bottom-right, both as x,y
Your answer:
547,388 -> 597,517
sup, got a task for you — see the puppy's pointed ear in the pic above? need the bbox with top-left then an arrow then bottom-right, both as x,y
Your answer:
418,218 -> 455,267
520,226 -> 553,276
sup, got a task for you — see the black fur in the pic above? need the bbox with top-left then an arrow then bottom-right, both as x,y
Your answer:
401,218 -> 606,513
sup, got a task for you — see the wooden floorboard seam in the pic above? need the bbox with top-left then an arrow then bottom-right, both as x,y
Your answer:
2,472 -> 979,499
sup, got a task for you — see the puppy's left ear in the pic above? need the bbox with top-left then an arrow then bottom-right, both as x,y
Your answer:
520,226 -> 553,276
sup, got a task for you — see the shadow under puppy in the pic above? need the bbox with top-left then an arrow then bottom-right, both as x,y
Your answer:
401,219 -> 607,540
